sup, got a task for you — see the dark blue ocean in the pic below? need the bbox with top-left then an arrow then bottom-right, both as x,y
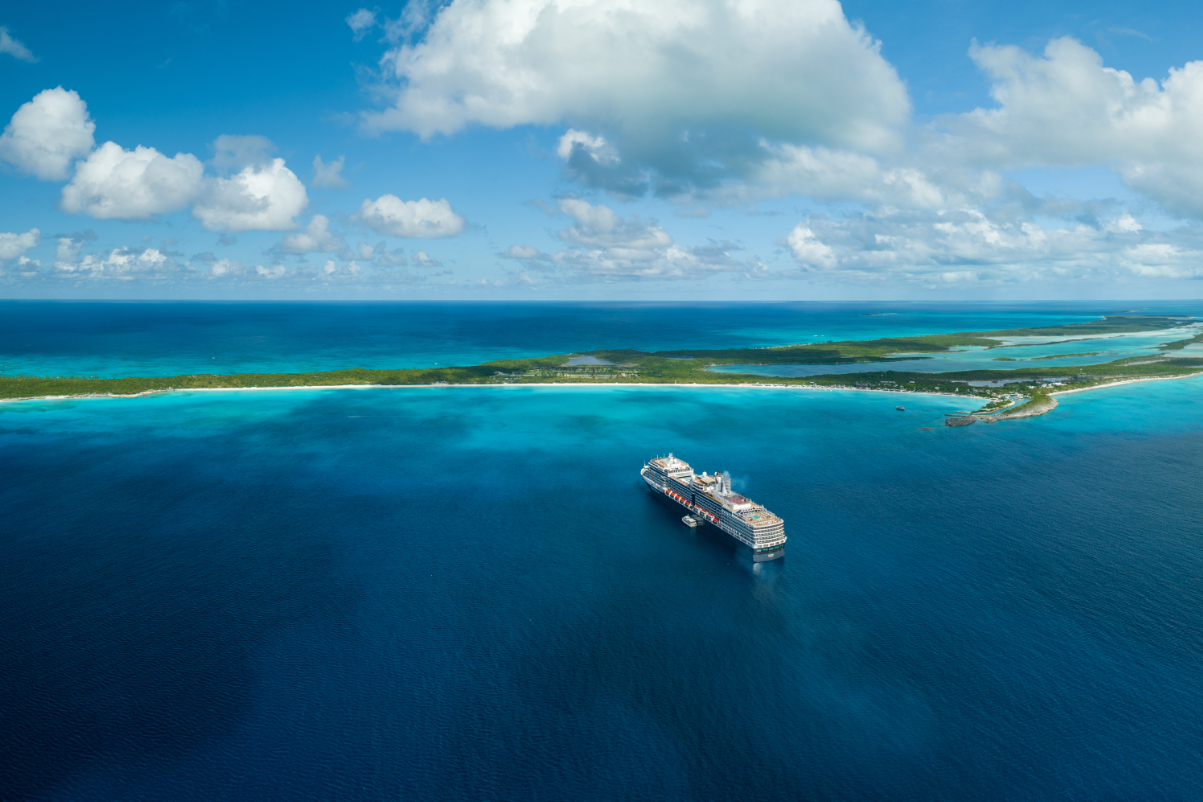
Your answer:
3,303 -> 1203,800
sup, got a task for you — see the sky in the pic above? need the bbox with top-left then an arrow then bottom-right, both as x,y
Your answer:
3,0 -> 1203,300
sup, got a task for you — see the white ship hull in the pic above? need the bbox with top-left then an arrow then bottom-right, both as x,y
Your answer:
641,466 -> 785,562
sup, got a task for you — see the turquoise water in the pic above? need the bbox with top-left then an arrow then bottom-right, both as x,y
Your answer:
3,377 -> 1203,800
712,326 -> 1202,378
3,302 -> 1203,799
3,301 -> 1199,378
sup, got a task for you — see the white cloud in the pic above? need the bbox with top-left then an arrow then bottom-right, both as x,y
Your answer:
56,247 -> 174,278
0,228 -> 39,261
60,142 -> 204,220
320,259 -> 363,278
355,194 -> 464,238
193,158 -> 309,231
347,8 -> 378,40
556,198 -> 672,250
278,214 -> 345,254
0,87 -> 95,180
501,244 -> 548,260
786,224 -> 836,269
941,38 -> 1203,219
0,26 -> 36,62
1103,213 -> 1142,233
556,129 -> 616,163
551,198 -> 770,281
781,207 -> 1203,285
754,144 -> 949,208
255,264 -> 287,279
210,258 -> 244,277
411,250 -> 441,267
312,154 -> 349,189
363,0 -> 908,186
55,237 -> 83,268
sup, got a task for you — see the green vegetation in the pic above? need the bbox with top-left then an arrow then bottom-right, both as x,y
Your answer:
993,351 -> 1102,362
979,397 -> 1015,411
1028,351 -> 1102,360
1160,330 -> 1203,351
990,389 -> 1053,417
979,315 -> 1188,337
651,332 -> 997,366
2,315 -> 1199,405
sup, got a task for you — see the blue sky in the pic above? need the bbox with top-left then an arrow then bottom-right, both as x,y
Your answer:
2,0 -> 1203,300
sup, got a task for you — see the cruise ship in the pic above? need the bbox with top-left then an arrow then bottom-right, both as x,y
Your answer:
641,454 -> 786,561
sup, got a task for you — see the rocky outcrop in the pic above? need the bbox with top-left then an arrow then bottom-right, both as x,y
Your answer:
979,395 -> 1058,422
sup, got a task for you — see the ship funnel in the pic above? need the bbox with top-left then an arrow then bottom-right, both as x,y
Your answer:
723,472 -> 731,494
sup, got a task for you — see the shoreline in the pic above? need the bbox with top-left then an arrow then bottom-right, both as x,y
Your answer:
6,369 -> 1199,408
1048,371 -> 1203,396
0,381 -> 981,405
4,370 -> 1198,408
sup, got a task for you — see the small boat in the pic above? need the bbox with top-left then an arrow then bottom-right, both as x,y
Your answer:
896,406 -> 905,411
682,515 -> 699,528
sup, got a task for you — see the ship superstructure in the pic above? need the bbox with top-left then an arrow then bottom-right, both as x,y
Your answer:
640,454 -> 786,561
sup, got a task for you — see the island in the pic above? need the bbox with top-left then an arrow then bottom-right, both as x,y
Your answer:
3,315 -> 1201,424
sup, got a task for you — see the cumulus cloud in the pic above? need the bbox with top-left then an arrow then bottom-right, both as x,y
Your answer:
277,214 -> 345,254
501,244 -> 549,261
320,259 -> 363,278
0,87 -> 95,180
193,158 -> 309,231
60,142 -> 204,220
55,247 -> 175,278
0,26 -> 36,62
783,207 -> 1203,284
312,154 -> 349,189
556,198 -> 673,250
786,224 -> 836,269
411,250 -> 441,267
939,38 -> 1203,219
255,264 -> 288,279
55,236 -> 84,268
555,128 -> 649,196
0,228 -> 40,262
346,8 -> 378,40
754,144 -> 950,208
209,258 -> 244,277
363,0 -> 908,191
551,198 -> 770,281
556,130 -> 613,163
355,194 -> 464,237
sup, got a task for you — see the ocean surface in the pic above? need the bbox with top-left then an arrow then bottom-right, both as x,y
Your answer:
3,303 -> 1203,800
3,300 -> 1202,378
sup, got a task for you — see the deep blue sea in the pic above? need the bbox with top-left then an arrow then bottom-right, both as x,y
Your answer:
3,303 -> 1203,800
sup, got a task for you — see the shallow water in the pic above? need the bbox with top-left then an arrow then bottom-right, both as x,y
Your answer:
3,301 -> 1199,378
3,379 -> 1203,800
712,326 -> 1202,378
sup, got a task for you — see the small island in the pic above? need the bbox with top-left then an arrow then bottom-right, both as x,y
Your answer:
3,315 -> 1201,424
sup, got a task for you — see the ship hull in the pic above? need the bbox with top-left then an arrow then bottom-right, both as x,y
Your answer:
646,482 -> 785,561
